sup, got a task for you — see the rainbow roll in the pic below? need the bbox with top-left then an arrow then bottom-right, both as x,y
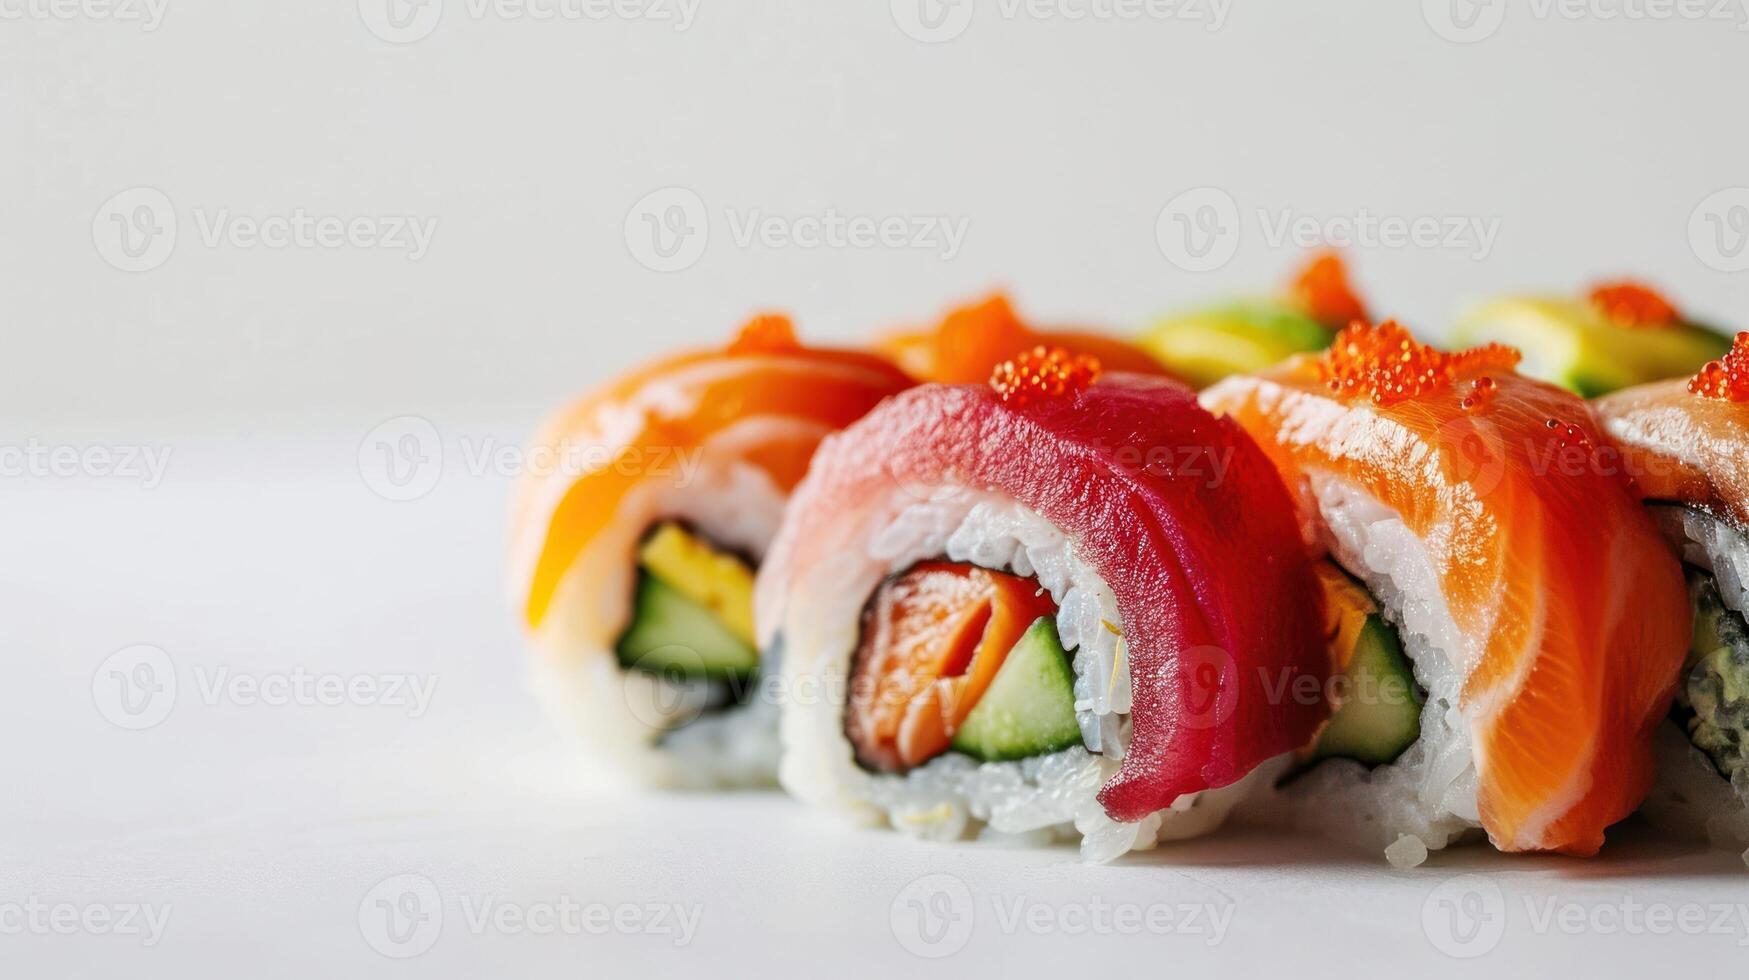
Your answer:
756,347 -> 1330,861
509,316 -> 912,788
1596,336 -> 1749,864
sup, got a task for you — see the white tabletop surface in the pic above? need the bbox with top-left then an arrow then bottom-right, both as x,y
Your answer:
9,5 -> 1749,975
4,430 -> 1744,979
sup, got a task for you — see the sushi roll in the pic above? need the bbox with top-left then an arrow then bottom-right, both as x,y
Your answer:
509,315 -> 912,788
1594,335 -> 1749,863
1140,252 -> 1371,388
1449,279 -> 1727,396
879,293 -> 1171,384
1202,320 -> 1689,866
756,346 -> 1332,862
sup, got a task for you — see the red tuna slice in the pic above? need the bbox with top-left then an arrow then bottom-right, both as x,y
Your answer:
761,371 -> 1330,822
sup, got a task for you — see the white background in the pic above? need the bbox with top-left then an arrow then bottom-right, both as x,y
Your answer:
4,1 -> 1748,976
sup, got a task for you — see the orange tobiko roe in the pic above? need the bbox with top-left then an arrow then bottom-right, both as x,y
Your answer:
726,312 -> 803,354
989,346 -> 1102,407
1318,319 -> 1522,407
846,562 -> 1058,772
881,294 -> 1171,384
1589,281 -> 1680,328
1290,252 -> 1370,330
1688,331 -> 1749,401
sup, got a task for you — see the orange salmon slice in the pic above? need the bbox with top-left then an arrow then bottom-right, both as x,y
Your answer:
846,561 -> 1058,772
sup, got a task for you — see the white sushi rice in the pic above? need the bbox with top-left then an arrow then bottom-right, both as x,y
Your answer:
1240,475 -> 1482,868
531,453 -> 789,789
1638,506 -> 1749,864
775,486 -> 1274,863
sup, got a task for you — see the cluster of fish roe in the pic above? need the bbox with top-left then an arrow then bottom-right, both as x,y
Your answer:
727,313 -> 800,355
1458,376 -> 1497,414
990,345 -> 1102,407
1544,417 -> 1593,450
1291,252 -> 1369,329
1318,320 -> 1521,407
1589,281 -> 1679,327
1689,332 -> 1749,401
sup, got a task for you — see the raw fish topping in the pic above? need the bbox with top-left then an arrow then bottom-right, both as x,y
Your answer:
726,313 -> 802,355
1317,320 -> 1521,407
845,562 -> 1058,772
883,294 -> 1171,384
1589,281 -> 1679,328
1290,252 -> 1369,330
989,346 -> 1102,407
1688,332 -> 1749,401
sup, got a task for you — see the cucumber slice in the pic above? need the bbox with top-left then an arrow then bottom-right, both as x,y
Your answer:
950,617 -> 1083,762
616,574 -> 759,681
1309,614 -> 1422,767
1682,570 -> 1749,779
637,522 -> 757,647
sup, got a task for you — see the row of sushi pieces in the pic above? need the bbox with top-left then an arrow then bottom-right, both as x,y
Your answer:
508,254 -> 1749,868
